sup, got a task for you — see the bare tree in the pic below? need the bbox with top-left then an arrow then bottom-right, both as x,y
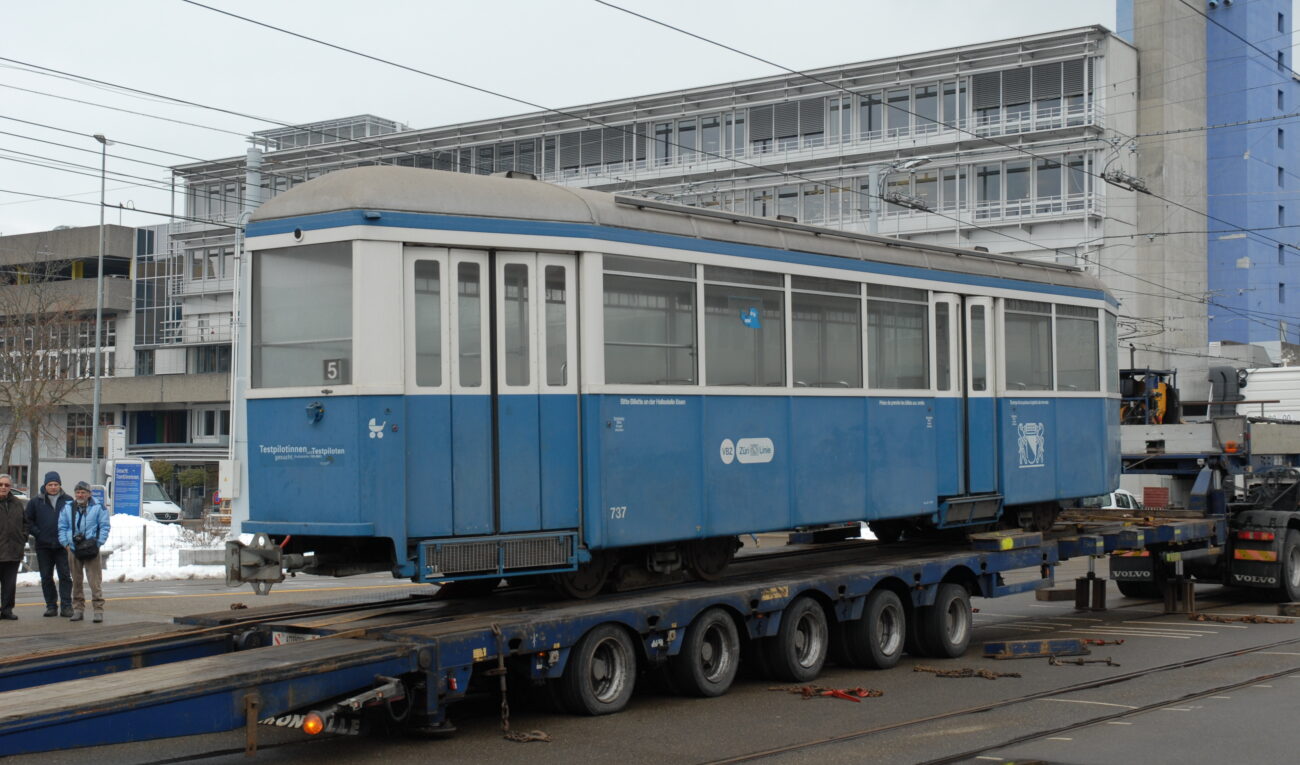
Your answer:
0,259 -> 107,486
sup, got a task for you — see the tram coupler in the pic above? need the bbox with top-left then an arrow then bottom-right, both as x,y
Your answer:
226,533 -> 309,595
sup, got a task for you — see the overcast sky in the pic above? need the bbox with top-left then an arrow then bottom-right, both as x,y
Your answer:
3,0 -> 1125,236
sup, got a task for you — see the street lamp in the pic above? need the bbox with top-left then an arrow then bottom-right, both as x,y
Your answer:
90,133 -> 111,486
867,156 -> 931,234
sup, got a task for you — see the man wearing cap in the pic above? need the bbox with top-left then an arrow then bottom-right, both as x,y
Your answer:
24,472 -> 73,617
59,482 -> 110,623
0,474 -> 28,620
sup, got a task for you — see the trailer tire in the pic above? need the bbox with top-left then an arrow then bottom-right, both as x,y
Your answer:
915,583 -> 972,659
1280,529 -> 1300,602
670,608 -> 740,697
560,624 -> 637,716
838,589 -> 906,669
763,596 -> 829,682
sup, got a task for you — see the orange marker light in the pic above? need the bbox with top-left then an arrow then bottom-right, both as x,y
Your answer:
1224,441 -> 1239,453
302,712 -> 326,736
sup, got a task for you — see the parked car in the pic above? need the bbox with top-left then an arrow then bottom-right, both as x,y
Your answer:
1077,488 -> 1144,512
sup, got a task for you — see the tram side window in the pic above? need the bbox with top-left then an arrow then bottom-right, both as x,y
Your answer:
1105,312 -> 1118,393
252,242 -> 352,388
603,255 -> 697,385
458,263 -> 483,387
867,284 -> 929,389
1056,304 -> 1100,391
1004,299 -> 1053,390
935,302 -> 951,391
704,266 -> 785,386
503,264 -> 529,386
413,260 -> 441,386
545,265 -> 567,386
970,305 -> 988,391
792,276 -> 861,388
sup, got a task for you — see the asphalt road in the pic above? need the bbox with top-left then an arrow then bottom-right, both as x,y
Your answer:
3,557 -> 1298,765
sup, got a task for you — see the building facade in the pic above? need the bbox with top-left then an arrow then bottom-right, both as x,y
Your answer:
0,224 -> 228,503
166,27 -> 1152,369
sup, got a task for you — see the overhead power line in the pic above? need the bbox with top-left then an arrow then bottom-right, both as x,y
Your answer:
168,0 -> 1300,334
590,0 -> 1300,335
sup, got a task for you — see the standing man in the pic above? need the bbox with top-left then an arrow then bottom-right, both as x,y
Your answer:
0,474 -> 27,620
59,481 -> 110,623
24,472 -> 72,617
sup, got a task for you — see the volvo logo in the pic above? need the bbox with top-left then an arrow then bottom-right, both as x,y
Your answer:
1232,574 -> 1278,585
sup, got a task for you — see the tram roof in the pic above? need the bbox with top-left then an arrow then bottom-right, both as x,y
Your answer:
250,166 -> 1110,299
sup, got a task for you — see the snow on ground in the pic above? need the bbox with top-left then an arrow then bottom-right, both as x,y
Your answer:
17,513 -> 226,585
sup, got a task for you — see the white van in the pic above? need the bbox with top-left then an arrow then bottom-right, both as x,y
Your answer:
138,480 -> 183,523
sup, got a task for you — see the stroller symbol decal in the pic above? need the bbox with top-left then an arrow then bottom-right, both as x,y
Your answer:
1017,422 -> 1045,468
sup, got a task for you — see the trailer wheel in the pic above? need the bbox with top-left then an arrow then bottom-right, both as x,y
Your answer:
670,608 -> 740,697
560,624 -> 637,716
915,583 -> 972,659
763,596 -> 828,682
1280,529 -> 1300,602
838,589 -> 906,669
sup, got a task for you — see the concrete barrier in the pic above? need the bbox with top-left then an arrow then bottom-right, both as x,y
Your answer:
179,549 -> 225,566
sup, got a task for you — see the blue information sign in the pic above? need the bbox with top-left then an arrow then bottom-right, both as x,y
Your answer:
113,461 -> 143,517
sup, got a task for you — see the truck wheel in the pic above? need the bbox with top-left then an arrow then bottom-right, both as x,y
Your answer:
670,608 -> 740,697
763,596 -> 828,682
1280,529 -> 1300,602
560,624 -> 637,716
839,589 -> 906,669
916,583 -> 972,659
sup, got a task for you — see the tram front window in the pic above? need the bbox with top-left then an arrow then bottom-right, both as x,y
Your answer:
252,242 -> 353,387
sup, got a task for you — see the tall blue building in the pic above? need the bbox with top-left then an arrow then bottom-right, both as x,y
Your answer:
1205,0 -> 1300,344
1123,0 -> 1300,346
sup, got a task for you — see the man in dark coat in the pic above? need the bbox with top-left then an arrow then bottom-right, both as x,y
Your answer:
24,471 -> 72,617
0,474 -> 27,620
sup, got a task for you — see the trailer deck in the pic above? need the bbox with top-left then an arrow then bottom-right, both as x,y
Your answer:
0,519 -> 1229,757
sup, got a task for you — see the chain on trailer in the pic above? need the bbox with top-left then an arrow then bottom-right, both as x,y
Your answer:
488,623 -> 553,743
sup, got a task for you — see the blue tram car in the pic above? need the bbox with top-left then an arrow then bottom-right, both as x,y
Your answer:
229,166 -> 1119,596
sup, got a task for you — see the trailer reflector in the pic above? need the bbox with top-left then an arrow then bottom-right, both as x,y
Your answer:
1233,548 -> 1278,562
1236,530 -> 1276,541
302,712 -> 326,736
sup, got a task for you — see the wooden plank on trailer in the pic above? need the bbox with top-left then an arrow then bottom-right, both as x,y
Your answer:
969,530 -> 1042,551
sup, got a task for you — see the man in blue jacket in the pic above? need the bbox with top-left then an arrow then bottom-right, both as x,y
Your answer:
24,471 -> 72,617
58,481 -> 110,623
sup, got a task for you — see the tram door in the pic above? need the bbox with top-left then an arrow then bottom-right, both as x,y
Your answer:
490,252 -> 581,534
964,296 -> 998,493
